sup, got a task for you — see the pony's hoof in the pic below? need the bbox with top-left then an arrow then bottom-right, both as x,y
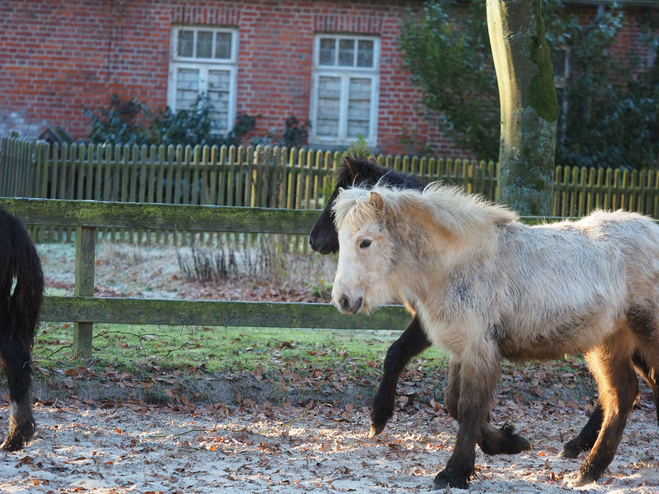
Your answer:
558,441 -> 581,459
1,418 -> 35,452
0,436 -> 25,452
479,422 -> 531,455
369,419 -> 386,438
572,465 -> 600,487
432,469 -> 469,490
571,474 -> 596,487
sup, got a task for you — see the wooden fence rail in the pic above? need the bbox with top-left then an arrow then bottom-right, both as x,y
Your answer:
0,198 -> 410,359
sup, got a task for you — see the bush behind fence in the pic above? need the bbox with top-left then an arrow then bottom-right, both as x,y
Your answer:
2,137 -> 659,244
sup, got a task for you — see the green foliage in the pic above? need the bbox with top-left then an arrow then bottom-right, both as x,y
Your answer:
344,135 -> 372,161
250,116 -> 312,148
280,116 -> 312,148
399,0 -> 500,161
400,1 -> 659,170
557,7 -> 659,169
85,94 -> 257,148
85,94 -> 152,146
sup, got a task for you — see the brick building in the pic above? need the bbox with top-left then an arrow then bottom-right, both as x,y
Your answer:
0,0 -> 656,156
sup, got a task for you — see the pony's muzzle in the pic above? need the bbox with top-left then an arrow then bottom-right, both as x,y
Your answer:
336,294 -> 363,315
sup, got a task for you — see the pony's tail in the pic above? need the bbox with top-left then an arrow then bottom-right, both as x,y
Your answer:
5,212 -> 44,349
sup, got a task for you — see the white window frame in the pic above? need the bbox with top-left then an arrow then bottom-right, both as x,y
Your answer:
167,26 -> 239,134
309,34 -> 380,147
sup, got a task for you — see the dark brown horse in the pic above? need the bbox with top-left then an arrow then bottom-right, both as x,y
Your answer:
0,206 -> 44,451
309,155 -> 659,469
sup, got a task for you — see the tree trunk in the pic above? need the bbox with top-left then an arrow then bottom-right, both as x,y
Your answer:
486,0 -> 559,216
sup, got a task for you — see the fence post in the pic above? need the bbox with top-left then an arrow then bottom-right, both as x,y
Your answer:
73,226 -> 96,359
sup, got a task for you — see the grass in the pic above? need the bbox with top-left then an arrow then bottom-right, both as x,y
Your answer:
33,321 -> 448,378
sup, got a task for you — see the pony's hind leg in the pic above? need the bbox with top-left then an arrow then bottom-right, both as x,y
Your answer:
560,348 -> 658,458
559,402 -> 602,458
633,350 -> 659,425
370,316 -> 431,437
574,338 -> 638,486
0,319 -> 35,451
627,308 -> 659,425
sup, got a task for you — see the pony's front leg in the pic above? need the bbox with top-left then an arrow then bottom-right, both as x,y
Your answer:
433,351 -> 501,490
445,356 -> 530,456
370,316 -> 431,437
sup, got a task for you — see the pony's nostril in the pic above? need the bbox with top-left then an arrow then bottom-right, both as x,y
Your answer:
354,297 -> 363,313
308,236 -> 315,248
340,295 -> 351,311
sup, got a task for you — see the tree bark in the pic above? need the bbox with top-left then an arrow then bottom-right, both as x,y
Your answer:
486,0 -> 559,215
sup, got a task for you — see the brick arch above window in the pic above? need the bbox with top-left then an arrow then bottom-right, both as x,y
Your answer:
314,15 -> 382,34
170,6 -> 240,26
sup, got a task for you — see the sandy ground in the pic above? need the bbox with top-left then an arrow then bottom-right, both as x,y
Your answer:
0,398 -> 657,494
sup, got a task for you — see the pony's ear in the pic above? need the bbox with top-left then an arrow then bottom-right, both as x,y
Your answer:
344,156 -> 355,176
368,191 -> 384,213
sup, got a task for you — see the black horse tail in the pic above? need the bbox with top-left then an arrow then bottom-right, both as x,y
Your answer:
1,209 -> 44,349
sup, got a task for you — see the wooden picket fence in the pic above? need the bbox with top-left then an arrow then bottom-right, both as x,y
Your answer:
3,137 -> 659,242
553,166 -> 659,218
0,137 -> 498,244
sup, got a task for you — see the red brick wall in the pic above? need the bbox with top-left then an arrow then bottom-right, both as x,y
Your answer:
0,0 -> 653,157
0,1 -> 171,137
1,0 -> 470,156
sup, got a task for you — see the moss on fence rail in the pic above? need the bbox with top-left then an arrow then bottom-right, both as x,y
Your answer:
42,296 -> 410,330
0,198 -> 321,234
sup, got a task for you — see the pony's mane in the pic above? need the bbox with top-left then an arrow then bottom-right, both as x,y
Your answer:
334,155 -> 426,190
333,183 -> 518,238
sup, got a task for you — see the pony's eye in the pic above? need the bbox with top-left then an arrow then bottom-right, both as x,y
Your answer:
359,239 -> 372,249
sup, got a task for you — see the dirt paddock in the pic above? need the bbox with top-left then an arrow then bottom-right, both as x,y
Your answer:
0,398 -> 657,494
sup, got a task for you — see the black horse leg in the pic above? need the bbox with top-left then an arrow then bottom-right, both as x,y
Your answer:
0,302 -> 35,451
632,349 -> 659,425
559,402 -> 603,458
369,316 -> 431,437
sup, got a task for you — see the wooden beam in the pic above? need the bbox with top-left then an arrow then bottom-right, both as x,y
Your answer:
0,197 -> 573,231
73,226 -> 96,359
0,198 -> 321,235
42,296 -> 411,331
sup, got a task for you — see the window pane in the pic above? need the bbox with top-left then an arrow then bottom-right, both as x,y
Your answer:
319,38 -> 335,66
347,78 -> 371,138
178,30 -> 194,57
208,70 -> 231,132
176,68 -> 200,110
552,49 -> 567,78
338,39 -> 355,66
316,76 -> 340,137
357,40 -> 374,67
197,31 -> 213,58
215,32 -> 232,59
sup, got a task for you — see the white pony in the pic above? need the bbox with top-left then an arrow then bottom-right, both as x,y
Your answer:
331,184 -> 659,489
